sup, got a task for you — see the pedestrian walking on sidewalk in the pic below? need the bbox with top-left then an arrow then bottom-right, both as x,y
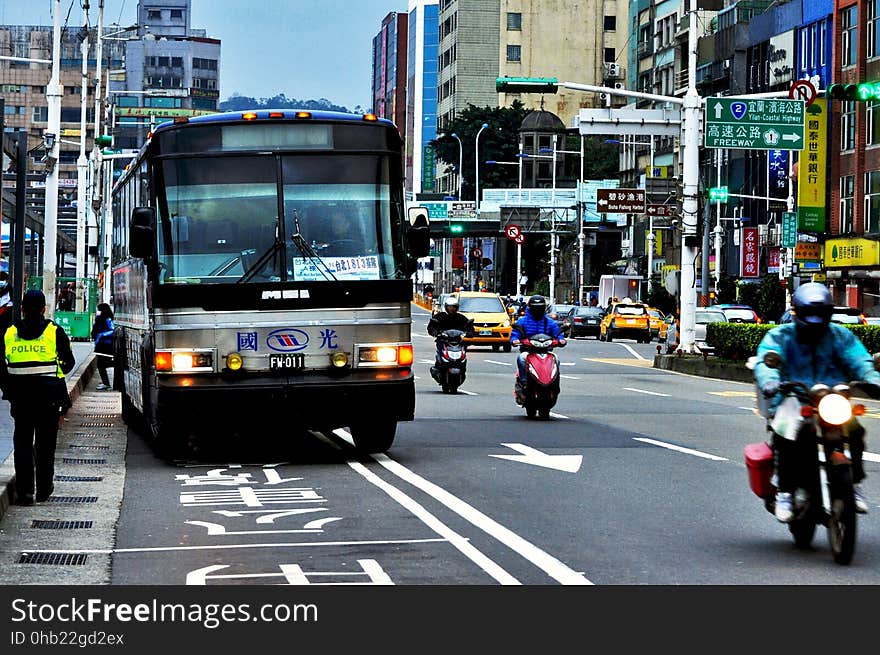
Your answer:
91,303 -> 114,391
0,290 -> 75,506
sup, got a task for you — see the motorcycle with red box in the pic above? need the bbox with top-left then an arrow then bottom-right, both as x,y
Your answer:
514,333 -> 564,420
745,350 -> 872,565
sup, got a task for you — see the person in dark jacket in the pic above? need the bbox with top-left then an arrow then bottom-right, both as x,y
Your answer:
427,296 -> 473,377
0,290 -> 75,505
91,302 -> 114,390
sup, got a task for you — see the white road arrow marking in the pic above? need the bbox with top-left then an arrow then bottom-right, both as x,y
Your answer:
782,133 -> 801,142
490,443 -> 582,473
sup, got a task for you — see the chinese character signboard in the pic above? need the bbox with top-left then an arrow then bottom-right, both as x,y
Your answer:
704,97 -> 805,150
596,188 -> 646,213
741,227 -> 759,278
768,248 -> 781,273
782,211 -> 798,248
824,237 -> 880,268
794,242 -> 823,262
797,98 -> 827,232
448,201 -> 477,218
768,149 -> 788,196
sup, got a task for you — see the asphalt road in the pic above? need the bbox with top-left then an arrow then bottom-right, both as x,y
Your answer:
4,306 -> 880,585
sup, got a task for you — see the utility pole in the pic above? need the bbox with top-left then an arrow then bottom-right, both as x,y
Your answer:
75,1 -> 90,312
577,134 -> 585,303
92,0 -> 104,291
13,132 -> 28,323
43,0 -> 63,320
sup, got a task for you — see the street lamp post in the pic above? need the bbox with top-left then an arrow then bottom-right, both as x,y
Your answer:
474,123 -> 489,212
439,132 -> 464,200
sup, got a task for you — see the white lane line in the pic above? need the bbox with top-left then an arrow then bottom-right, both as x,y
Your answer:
334,430 -> 592,585
623,387 -> 670,397
20,538 -> 451,556
485,359 -> 512,366
864,452 -> 880,463
419,359 -> 434,364
560,375 -> 580,380
345,459 -> 519,585
549,412 -> 569,419
458,389 -> 479,396
560,362 -> 576,366
620,344 -> 646,360
633,437 -> 728,461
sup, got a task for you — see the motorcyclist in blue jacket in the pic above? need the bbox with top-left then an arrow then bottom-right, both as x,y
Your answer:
511,295 -> 566,391
754,283 -> 880,522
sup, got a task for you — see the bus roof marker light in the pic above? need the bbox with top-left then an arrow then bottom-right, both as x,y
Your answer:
295,111 -> 312,119
363,113 -> 378,122
242,112 -> 258,121
269,112 -> 284,119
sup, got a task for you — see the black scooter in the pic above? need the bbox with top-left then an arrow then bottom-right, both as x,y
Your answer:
430,329 -> 467,394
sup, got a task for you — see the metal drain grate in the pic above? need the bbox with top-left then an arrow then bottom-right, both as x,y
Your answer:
68,444 -> 111,451
32,520 -> 94,530
47,496 -> 98,504
61,458 -> 106,465
55,475 -> 103,482
79,422 -> 114,428
18,552 -> 88,565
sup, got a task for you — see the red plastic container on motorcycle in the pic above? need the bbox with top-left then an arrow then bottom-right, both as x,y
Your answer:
744,442 -> 775,499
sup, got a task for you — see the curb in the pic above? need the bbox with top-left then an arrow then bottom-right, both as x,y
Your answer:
0,353 -> 96,524
653,353 -> 754,383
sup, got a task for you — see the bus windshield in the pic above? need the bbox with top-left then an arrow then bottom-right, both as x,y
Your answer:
156,154 -> 403,284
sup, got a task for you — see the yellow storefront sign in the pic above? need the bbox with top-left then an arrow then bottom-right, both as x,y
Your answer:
825,237 -> 880,267
797,99 -> 827,232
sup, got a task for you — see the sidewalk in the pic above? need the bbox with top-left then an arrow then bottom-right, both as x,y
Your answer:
0,341 -> 96,524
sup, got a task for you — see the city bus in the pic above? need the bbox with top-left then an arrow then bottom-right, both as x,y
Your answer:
110,109 -> 429,454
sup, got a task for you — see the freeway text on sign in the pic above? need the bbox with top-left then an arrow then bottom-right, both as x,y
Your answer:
597,188 -> 646,214
704,97 -> 805,151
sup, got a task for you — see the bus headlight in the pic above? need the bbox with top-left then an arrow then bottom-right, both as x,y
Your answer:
155,349 -> 215,373
226,352 -> 244,371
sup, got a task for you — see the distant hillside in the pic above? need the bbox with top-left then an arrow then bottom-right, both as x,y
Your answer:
219,93 -> 365,114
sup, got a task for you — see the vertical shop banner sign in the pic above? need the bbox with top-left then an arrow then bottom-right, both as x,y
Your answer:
768,247 -> 781,273
797,98 -> 827,231
741,227 -> 759,278
768,149 -> 788,196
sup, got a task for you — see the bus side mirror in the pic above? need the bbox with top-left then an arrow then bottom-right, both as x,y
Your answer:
873,352 -> 880,371
406,207 -> 431,259
129,207 -> 155,259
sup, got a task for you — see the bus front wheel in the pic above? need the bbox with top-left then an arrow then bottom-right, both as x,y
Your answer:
350,420 -> 397,454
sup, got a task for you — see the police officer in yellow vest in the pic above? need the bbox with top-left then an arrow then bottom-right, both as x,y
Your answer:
0,290 -> 75,506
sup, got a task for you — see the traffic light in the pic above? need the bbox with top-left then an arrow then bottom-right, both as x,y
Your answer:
708,186 -> 728,202
94,134 -> 113,147
450,223 -> 464,235
495,76 -> 559,93
826,82 -> 880,102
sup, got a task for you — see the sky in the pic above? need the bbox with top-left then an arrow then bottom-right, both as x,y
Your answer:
0,0 -> 407,110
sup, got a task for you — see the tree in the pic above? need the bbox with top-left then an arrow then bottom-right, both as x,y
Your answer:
430,102 -> 530,201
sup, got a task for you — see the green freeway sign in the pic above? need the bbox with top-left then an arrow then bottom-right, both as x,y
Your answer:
704,97 -> 805,151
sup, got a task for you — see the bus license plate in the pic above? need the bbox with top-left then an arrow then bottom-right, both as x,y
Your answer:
269,354 -> 305,371
479,329 -> 492,336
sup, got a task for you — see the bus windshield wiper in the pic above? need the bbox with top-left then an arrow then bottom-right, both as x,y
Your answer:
288,209 -> 339,283
238,217 -> 284,283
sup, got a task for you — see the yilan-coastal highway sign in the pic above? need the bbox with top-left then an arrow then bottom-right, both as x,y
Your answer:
704,97 -> 805,151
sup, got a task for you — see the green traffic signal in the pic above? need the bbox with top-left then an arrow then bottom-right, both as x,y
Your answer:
495,76 -> 559,93
827,82 -> 880,102
450,224 -> 464,234
94,134 -> 113,147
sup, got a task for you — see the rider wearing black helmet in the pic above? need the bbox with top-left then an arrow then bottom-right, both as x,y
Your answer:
427,295 -> 474,377
510,295 -> 566,391
755,282 -> 880,521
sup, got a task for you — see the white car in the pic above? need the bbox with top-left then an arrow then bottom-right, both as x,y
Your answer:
694,309 -> 728,352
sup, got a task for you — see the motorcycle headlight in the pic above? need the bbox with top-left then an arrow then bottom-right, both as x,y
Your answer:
817,393 -> 852,426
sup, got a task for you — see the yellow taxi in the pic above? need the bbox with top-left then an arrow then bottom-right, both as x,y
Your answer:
456,291 -> 513,352
647,307 -> 666,340
599,301 -> 652,343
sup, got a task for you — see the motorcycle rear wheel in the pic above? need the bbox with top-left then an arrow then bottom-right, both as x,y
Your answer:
789,518 -> 816,550
526,405 -> 537,419
538,407 -> 550,420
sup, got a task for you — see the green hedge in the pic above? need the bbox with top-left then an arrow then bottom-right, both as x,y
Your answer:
706,323 -> 880,360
